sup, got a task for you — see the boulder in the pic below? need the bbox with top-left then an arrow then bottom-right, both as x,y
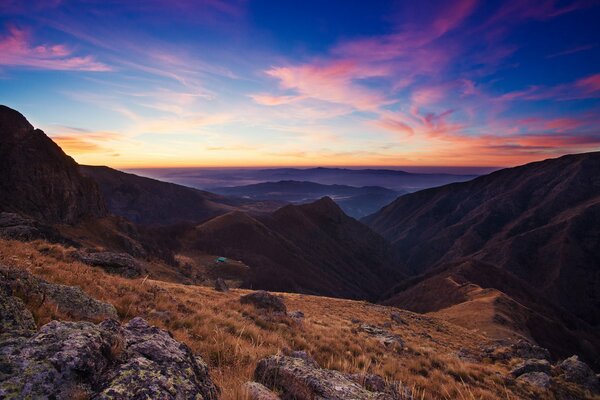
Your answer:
75,251 -> 144,278
0,317 -> 219,399
289,350 -> 318,367
517,372 -> 551,390
390,311 -> 407,325
244,381 -> 281,400
254,355 -> 390,400
240,291 -> 287,313
254,355 -> 416,400
0,264 -> 117,321
359,324 -> 404,349
0,284 -> 36,336
288,310 -> 305,321
510,359 -> 551,377
0,212 -> 68,243
555,355 -> 600,393
214,277 -> 229,292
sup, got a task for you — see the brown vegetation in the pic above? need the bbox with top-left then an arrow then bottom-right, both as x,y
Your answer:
0,238 -> 591,400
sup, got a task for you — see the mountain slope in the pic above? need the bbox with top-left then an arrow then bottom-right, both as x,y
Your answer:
80,165 -> 240,225
0,105 -> 106,223
181,197 -> 403,300
382,260 -> 600,366
211,180 -> 402,218
364,152 -> 600,326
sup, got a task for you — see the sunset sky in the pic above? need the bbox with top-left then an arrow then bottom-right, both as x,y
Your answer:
1,0 -> 599,168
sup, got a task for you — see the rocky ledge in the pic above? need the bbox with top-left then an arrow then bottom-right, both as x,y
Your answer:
0,284 -> 219,400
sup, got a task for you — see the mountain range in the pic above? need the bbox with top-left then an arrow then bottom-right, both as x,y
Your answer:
210,180 -> 402,218
1,104 -> 598,370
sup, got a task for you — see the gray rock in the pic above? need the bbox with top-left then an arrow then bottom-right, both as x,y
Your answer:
517,372 -> 551,390
214,277 -> 229,292
0,317 -> 219,400
390,312 -> 407,326
288,310 -> 305,320
254,355 -> 391,400
0,264 -> 117,321
240,291 -> 287,313
75,251 -> 144,278
0,284 -> 36,336
483,339 -> 551,361
347,374 -> 414,399
289,350 -> 318,367
555,355 -> 600,393
510,359 -> 551,377
244,381 -> 281,400
359,324 -> 404,349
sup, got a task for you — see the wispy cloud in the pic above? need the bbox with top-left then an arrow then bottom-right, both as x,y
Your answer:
0,26 -> 110,71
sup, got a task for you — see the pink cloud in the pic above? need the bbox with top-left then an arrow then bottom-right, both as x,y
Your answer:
500,73 -> 600,101
265,60 -> 390,111
250,93 -> 303,106
0,26 -> 110,71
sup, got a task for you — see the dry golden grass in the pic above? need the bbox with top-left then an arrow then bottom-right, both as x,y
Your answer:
0,239 -> 576,400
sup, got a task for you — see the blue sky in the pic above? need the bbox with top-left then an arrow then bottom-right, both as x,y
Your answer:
0,0 -> 599,167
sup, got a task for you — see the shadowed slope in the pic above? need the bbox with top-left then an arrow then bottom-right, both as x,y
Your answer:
0,105 -> 106,223
365,152 -> 600,326
183,197 -> 403,300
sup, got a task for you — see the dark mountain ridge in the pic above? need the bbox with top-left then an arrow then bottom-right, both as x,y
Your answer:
180,197 -> 403,300
0,106 -> 106,223
365,152 -> 600,327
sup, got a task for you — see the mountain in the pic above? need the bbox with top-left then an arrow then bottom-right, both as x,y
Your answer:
364,152 -> 600,328
81,165 -> 228,225
0,106 -> 106,223
127,166 -> 478,192
382,259 -> 600,365
180,197 -> 403,300
210,180 -> 402,218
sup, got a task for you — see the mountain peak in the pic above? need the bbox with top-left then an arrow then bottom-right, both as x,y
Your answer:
0,106 -> 107,223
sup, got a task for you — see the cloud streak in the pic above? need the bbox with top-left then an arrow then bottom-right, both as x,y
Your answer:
0,26 -> 110,71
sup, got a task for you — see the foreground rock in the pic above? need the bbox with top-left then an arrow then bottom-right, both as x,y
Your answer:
358,323 -> 404,349
75,251 -> 144,278
244,381 -> 281,400
254,354 -> 413,400
0,212 -> 68,243
0,315 -> 219,399
555,355 -> 600,393
517,372 -> 552,389
240,291 -> 287,313
0,264 -> 117,321
214,277 -> 229,292
0,282 -> 36,335
510,359 -> 551,377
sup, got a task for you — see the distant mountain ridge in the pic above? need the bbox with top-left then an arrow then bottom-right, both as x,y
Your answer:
127,166 -> 477,192
211,180 -> 402,218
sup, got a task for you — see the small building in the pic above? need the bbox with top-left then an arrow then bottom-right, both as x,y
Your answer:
215,257 -> 227,263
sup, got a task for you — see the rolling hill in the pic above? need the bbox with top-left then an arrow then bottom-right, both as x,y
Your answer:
180,197 -> 403,300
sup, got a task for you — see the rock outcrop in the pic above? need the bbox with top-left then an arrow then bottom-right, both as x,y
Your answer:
555,355 -> 600,393
0,314 -> 219,399
0,105 -> 106,224
214,277 -> 229,292
0,264 -> 118,321
254,354 -> 413,400
75,251 -> 144,278
240,291 -> 287,313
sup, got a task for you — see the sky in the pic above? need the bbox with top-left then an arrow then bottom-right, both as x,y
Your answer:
0,0 -> 599,168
